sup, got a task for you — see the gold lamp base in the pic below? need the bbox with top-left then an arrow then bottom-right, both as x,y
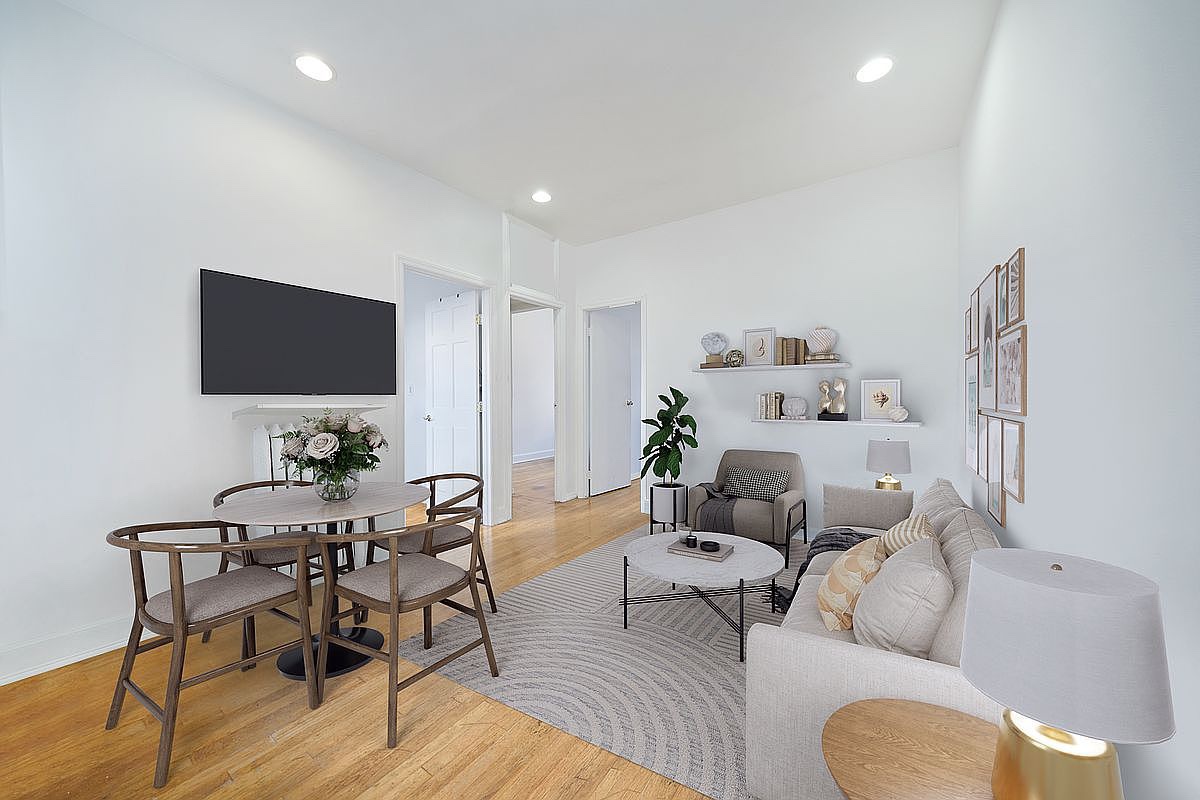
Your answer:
874,473 -> 902,490
992,709 -> 1123,800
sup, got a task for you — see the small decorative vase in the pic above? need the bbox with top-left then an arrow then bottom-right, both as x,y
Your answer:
888,406 -> 910,422
807,326 -> 838,355
782,396 -> 808,419
314,470 -> 360,502
701,331 -> 728,356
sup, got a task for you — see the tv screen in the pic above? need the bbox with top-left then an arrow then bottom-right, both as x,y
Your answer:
201,269 -> 396,395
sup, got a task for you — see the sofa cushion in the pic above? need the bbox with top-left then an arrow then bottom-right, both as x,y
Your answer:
724,465 -> 791,501
780,575 -> 856,642
881,513 -> 933,556
853,538 -> 954,659
816,537 -> 887,631
910,479 -> 970,535
927,508 -> 1001,666
823,484 -> 913,530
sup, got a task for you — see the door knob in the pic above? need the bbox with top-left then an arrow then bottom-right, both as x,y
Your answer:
424,414 -> 433,422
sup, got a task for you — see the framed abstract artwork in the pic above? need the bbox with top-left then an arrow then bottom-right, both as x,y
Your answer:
861,378 -> 901,421
1003,418 -> 1025,502
977,266 -> 999,412
997,324 -> 1027,415
743,327 -> 775,366
977,414 -> 988,480
986,415 -> 1005,525
965,355 -> 979,473
1003,247 -> 1024,329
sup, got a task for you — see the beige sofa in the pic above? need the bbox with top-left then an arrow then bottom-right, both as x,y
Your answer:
745,480 -> 1004,800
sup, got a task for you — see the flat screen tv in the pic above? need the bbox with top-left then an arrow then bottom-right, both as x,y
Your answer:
201,269 -> 396,395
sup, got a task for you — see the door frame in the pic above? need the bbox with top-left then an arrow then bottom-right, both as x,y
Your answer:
577,297 -> 647,507
509,284 -> 569,503
396,255 -> 503,525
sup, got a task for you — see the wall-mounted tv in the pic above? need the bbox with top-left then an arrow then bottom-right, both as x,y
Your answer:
201,269 -> 397,395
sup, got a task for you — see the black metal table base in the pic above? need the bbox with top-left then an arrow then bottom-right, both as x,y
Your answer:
276,626 -> 384,681
622,555 -> 777,662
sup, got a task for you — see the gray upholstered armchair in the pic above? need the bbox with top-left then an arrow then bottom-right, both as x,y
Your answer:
687,449 -> 806,567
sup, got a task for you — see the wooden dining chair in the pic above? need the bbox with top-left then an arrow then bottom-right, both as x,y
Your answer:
365,474 -> 495,647
315,509 -> 499,748
105,522 -> 318,788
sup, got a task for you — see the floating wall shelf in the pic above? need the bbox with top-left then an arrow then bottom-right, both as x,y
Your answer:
691,362 -> 851,374
232,403 -> 388,420
750,418 -> 922,429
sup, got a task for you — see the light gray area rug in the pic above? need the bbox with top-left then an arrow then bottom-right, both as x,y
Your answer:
395,528 -> 808,800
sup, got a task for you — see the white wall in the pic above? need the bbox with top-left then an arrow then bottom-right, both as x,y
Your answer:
403,272 -> 471,478
959,1 -> 1199,795
0,1 -> 504,682
511,308 -> 555,462
567,150 -> 962,528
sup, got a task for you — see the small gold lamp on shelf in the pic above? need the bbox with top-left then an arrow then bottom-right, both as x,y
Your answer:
865,439 -> 909,490
961,549 -> 1175,800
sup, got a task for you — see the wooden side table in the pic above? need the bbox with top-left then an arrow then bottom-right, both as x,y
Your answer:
822,699 -> 997,800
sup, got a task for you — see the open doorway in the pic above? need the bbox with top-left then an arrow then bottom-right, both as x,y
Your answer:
585,302 -> 643,499
402,269 -> 483,496
510,299 -> 556,509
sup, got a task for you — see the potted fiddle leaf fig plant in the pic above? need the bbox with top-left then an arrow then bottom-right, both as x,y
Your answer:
641,386 -> 698,534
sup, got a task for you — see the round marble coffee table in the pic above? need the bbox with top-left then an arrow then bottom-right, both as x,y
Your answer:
622,532 -> 785,661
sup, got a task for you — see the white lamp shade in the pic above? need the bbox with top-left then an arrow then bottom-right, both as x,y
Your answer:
961,548 -> 1174,744
865,439 -> 910,475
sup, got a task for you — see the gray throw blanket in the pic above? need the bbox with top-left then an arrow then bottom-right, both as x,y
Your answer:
774,527 -> 879,612
694,482 -> 737,534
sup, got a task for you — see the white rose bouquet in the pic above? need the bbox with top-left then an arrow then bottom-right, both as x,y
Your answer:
277,411 -> 388,492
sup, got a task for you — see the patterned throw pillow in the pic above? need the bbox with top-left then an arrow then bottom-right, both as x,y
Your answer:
723,465 -> 791,501
881,513 -> 934,556
816,537 -> 888,631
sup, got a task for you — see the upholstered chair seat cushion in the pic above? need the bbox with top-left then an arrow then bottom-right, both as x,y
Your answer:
226,530 -> 313,567
143,565 -> 296,631
853,537 -> 955,660
338,553 -> 468,604
390,524 -> 473,554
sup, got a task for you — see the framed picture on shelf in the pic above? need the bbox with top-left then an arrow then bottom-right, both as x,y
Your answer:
743,327 -> 775,366
1003,419 -> 1024,502
965,355 -> 979,473
861,379 -> 901,421
977,266 -> 999,411
977,413 -> 988,480
987,415 -> 1005,525
997,324 -> 1027,415
1004,247 -> 1024,329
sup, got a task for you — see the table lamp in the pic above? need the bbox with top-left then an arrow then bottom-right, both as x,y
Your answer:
865,439 -> 910,490
961,549 -> 1174,800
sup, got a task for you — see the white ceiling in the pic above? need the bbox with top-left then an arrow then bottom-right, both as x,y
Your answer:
61,1 -> 998,244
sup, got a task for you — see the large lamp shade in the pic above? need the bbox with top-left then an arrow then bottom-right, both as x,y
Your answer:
865,439 -> 910,475
961,548 -> 1174,744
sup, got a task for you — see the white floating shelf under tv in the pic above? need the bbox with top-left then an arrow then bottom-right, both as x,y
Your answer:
691,362 -> 851,374
232,403 -> 389,420
750,418 -> 922,428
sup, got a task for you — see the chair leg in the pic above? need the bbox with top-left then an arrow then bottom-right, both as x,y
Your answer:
315,581 -> 336,705
201,556 -> 229,643
476,548 -> 498,613
387,609 -> 400,748
296,600 -> 318,710
240,615 -> 257,671
784,540 -> 791,569
468,575 -> 499,677
422,606 -> 433,650
106,619 -> 143,729
153,633 -> 187,788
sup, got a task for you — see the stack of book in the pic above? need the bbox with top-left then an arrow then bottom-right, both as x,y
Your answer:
757,391 -> 784,420
774,337 -> 807,365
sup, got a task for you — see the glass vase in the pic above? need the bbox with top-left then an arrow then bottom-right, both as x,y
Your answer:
313,470 -> 360,502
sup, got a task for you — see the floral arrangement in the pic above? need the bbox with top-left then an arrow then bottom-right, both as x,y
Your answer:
278,411 -> 388,488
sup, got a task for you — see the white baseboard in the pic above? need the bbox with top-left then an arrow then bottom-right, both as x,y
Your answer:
0,613 -> 140,686
513,449 -> 554,464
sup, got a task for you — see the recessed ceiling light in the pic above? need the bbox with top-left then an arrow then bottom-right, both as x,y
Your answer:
855,56 -> 893,83
531,190 -> 552,203
295,54 -> 334,82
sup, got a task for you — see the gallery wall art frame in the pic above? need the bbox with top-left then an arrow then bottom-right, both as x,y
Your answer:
977,413 -> 988,480
1002,247 -> 1024,329
977,266 -> 999,412
971,289 -> 980,354
997,324 -> 1027,415
1002,418 -> 1025,502
965,355 -> 979,473
743,327 -> 776,366
986,415 -> 1005,525
965,306 -> 975,354
861,378 -> 902,421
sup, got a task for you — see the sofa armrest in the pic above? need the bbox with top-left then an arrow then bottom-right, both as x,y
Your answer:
772,490 -> 806,544
745,624 -> 1001,800
687,484 -> 709,528
822,483 -> 913,531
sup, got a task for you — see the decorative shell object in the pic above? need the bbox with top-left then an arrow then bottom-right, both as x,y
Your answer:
700,331 -> 728,356
782,397 -> 808,419
807,326 -> 838,355
888,405 -> 910,422
725,349 -> 745,368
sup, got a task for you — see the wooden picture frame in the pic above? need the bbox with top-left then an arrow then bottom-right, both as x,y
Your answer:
1003,247 -> 1024,329
977,266 -> 999,412
1002,418 -> 1025,502
997,263 -> 1010,329
997,324 -> 1027,415
743,327 -> 775,366
861,378 -> 901,421
965,307 -> 974,354
971,288 -> 980,355
965,355 -> 979,473
986,415 -> 1005,525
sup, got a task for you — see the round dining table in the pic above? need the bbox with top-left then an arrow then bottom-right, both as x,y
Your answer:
213,481 -> 430,680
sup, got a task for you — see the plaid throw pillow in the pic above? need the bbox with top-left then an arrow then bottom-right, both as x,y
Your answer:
723,465 -> 791,501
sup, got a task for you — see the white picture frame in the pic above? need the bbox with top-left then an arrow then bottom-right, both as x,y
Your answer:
743,327 -> 775,366
861,378 -> 901,421
965,355 -> 979,473
978,266 -> 999,411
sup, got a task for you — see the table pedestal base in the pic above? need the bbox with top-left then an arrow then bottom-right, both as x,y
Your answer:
276,627 -> 384,681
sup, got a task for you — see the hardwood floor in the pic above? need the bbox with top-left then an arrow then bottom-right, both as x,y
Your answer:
0,461 -> 709,799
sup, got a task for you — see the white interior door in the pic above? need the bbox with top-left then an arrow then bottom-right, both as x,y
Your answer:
588,310 -> 633,496
425,290 -> 481,496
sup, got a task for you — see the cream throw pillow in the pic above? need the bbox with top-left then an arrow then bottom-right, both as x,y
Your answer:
881,513 -> 934,556
853,537 -> 955,659
816,537 -> 887,631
